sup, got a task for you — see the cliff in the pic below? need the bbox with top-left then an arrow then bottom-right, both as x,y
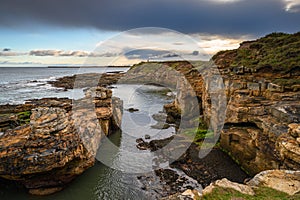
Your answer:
123,32 -> 300,176
212,32 -> 300,175
0,87 -> 122,195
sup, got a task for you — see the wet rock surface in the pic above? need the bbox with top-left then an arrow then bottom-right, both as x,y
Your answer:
151,122 -> 171,130
171,145 -> 249,188
127,108 -> 139,112
137,168 -> 201,199
135,135 -> 249,198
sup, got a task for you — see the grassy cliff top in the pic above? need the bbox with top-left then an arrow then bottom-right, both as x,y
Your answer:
212,32 -> 300,73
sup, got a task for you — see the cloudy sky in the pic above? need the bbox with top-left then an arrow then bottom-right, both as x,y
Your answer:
0,0 -> 300,66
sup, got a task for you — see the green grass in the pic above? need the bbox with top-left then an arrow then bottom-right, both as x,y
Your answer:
213,32 -> 300,73
17,111 -> 31,125
143,87 -> 172,96
183,127 -> 216,146
272,78 -> 300,87
202,186 -> 300,200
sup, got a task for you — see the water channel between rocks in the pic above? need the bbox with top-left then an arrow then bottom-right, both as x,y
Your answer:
0,84 -> 248,200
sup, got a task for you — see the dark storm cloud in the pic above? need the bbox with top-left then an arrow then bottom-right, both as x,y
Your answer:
0,0 -> 299,35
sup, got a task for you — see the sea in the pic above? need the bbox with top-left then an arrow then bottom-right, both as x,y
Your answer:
0,67 -> 129,105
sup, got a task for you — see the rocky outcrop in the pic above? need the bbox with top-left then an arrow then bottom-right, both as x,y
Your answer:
122,61 -> 204,126
0,87 -> 122,195
124,56 -> 299,176
219,89 -> 300,174
48,72 -> 125,90
203,178 -> 255,196
163,169 -> 300,199
128,34 -> 299,177
276,124 -> 300,170
213,36 -> 300,175
247,170 -> 300,195
202,170 -> 300,197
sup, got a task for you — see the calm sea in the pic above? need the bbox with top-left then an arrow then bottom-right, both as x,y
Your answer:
0,67 -> 129,105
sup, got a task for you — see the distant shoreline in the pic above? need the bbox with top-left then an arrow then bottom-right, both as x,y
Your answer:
48,65 -> 130,68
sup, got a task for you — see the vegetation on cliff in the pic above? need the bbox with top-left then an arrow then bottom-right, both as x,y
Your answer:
16,111 -> 31,125
213,32 -> 300,73
202,186 -> 300,200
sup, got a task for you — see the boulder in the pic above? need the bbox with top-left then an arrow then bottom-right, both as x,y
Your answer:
180,189 -> 201,199
202,178 -> 255,196
247,170 -> 300,196
0,107 -> 92,195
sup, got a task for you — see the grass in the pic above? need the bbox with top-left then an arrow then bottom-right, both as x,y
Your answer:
143,87 -> 172,96
212,32 -> 300,73
182,126 -> 216,147
272,78 -> 300,87
202,186 -> 300,200
16,111 -> 31,125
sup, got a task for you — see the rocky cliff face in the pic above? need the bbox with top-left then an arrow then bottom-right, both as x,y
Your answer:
218,69 -> 299,175
0,87 -> 122,195
124,33 -> 300,176
212,32 -> 300,175
122,61 -> 204,125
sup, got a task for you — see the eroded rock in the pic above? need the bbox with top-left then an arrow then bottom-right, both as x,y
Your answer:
203,178 -> 255,196
0,87 -> 122,195
247,170 -> 300,196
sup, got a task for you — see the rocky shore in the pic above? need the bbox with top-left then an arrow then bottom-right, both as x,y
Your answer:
47,72 -> 125,90
119,33 -> 300,198
125,38 -> 300,176
136,135 -> 249,198
0,32 -> 299,199
0,87 -> 122,195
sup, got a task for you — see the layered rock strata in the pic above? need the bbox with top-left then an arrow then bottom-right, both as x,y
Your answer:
0,87 -> 122,195
125,57 -> 300,176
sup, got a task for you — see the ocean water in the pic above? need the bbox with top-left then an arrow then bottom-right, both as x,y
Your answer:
0,67 -> 129,105
0,67 -> 182,200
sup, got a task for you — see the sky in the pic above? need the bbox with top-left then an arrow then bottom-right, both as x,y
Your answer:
0,0 -> 300,66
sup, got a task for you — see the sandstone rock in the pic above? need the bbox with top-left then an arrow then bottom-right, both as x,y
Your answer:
130,59 -> 300,176
180,189 -> 201,199
144,57 -> 300,176
289,123 -> 300,138
0,114 -> 19,132
0,107 -> 91,194
247,170 -> 300,195
48,72 -> 125,90
202,178 -> 255,196
218,80 -> 300,174
276,131 -> 300,169
205,35 -> 300,175
29,187 -> 63,196
0,87 -> 123,195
